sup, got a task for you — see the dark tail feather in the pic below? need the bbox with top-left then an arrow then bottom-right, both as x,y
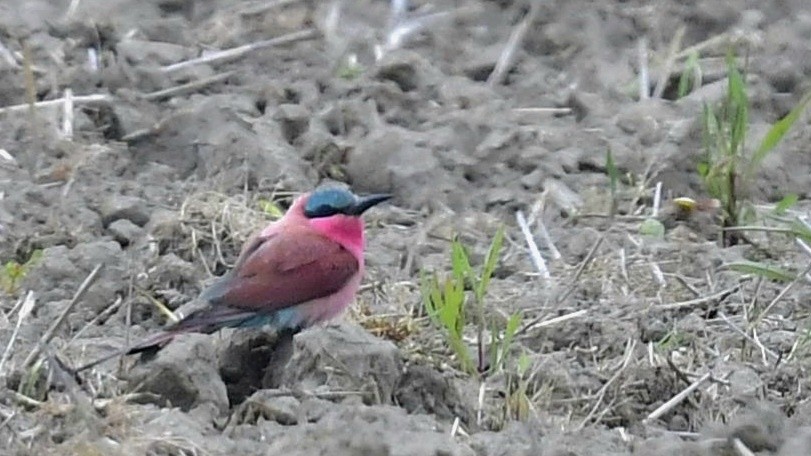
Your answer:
71,308 -> 258,374
71,330 -> 178,373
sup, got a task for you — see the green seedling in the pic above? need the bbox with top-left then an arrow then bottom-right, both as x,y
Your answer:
699,51 -> 748,242
639,218 -> 665,238
504,351 -> 532,422
490,313 -> 521,374
655,329 -> 690,353
1,250 -> 42,295
677,51 -> 701,98
746,90 -> 811,180
257,198 -> 284,219
773,194 -> 799,216
605,148 -> 619,218
700,50 -> 811,245
422,226 -> 518,376
724,261 -> 795,283
421,267 -> 474,373
18,357 -> 47,403
337,54 -> 364,80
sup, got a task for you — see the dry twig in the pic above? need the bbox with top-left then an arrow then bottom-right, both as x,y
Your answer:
577,338 -> 637,430
0,292 -> 36,376
657,282 -> 745,310
487,1 -> 540,87
62,88 -> 74,140
0,94 -> 112,115
161,29 -> 317,73
141,71 -> 234,101
23,264 -> 104,368
652,26 -> 686,99
637,37 -> 649,100
516,210 -> 550,282
643,371 -> 711,424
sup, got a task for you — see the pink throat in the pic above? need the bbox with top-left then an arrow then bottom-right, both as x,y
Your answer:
307,215 -> 366,263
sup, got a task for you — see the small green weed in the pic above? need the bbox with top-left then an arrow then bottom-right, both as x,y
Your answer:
700,50 -> 811,246
257,198 -> 284,219
1,250 -> 42,295
605,148 -> 619,218
503,351 -> 532,421
421,226 -> 521,376
699,51 -> 749,243
677,51 -> 701,98
336,54 -> 364,80
655,329 -> 690,353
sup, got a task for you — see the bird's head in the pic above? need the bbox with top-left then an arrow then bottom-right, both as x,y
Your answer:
303,185 -> 391,219
281,184 -> 390,259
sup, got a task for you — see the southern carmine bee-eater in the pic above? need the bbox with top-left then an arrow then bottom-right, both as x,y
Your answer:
73,184 -> 390,372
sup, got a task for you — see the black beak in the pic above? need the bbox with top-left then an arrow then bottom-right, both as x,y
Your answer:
347,194 -> 392,215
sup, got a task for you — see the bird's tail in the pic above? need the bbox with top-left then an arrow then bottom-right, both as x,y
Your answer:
71,307 -> 260,373
71,330 -> 179,373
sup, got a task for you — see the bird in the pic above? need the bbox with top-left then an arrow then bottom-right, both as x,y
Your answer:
72,184 -> 390,373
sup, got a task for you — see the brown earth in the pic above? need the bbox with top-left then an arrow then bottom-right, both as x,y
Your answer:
1,0 -> 811,455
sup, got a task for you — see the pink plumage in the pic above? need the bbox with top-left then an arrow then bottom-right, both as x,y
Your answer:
73,185 -> 390,372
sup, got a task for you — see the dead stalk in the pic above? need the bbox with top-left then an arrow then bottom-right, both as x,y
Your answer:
161,29 -> 317,73
643,371 -> 711,424
487,1 -> 540,87
0,94 -> 112,115
718,312 -> 779,362
651,182 -> 662,217
556,235 -> 605,304
577,338 -> 637,430
755,261 -> 811,324
62,88 -> 74,140
141,72 -> 234,101
517,309 -> 587,338
516,210 -> 550,282
637,37 -> 649,100
0,292 -> 36,376
657,282 -> 745,310
652,26 -> 686,99
731,438 -> 756,456
23,264 -> 104,368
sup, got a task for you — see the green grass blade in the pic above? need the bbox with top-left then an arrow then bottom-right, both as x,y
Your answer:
702,103 -> 723,159
725,53 -> 748,157
677,51 -> 700,98
789,220 -> 811,244
747,90 -> 811,178
451,237 -> 472,282
724,261 -> 795,282
449,334 -> 474,374
420,271 -> 442,323
606,148 -> 618,195
495,313 -> 522,370
476,226 -> 504,301
774,194 -> 799,215
441,278 -> 463,334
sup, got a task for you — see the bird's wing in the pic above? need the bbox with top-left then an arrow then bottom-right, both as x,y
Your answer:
199,226 -> 359,312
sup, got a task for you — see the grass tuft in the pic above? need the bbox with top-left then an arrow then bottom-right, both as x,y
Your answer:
421,226 -> 522,377
1,250 -> 42,295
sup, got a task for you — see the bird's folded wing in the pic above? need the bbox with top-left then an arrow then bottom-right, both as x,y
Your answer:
200,226 -> 359,312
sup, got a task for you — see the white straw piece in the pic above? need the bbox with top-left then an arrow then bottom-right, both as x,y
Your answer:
0,94 -> 111,115
516,210 -> 551,282
62,88 -> 74,141
652,181 -> 662,217
638,37 -> 650,100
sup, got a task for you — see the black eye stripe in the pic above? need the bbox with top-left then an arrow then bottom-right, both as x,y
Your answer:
306,204 -> 339,217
